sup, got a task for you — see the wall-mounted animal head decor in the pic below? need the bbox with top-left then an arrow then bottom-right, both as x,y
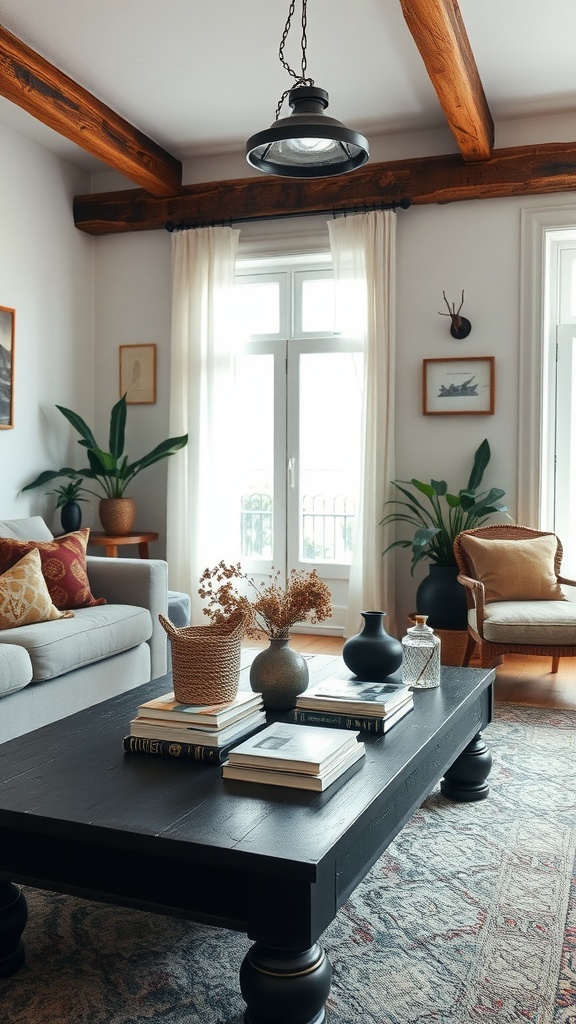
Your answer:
438,290 -> 471,339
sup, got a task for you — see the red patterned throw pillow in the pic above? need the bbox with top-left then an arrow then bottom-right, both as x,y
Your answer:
0,529 -> 106,610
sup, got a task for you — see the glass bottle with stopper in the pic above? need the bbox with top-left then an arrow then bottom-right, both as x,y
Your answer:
401,614 -> 441,689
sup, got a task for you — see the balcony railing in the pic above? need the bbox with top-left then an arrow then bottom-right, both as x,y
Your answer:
241,492 -> 355,562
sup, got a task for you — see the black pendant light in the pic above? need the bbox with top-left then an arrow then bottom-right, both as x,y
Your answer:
246,0 -> 369,179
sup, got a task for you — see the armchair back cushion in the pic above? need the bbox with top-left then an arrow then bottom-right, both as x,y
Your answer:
458,533 -> 565,604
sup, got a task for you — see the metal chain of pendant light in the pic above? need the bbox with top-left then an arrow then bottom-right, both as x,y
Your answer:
245,0 -> 370,178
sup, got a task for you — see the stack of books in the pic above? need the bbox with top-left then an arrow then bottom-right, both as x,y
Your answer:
123,690 -> 266,764
292,678 -> 414,734
222,722 -> 365,791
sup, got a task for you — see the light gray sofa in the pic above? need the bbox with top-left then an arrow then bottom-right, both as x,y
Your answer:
0,516 -> 168,743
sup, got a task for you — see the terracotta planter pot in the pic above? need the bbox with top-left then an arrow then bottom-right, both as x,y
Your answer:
99,497 -> 136,536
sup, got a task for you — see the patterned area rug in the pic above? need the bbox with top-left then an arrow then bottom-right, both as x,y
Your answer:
1,703 -> 575,1024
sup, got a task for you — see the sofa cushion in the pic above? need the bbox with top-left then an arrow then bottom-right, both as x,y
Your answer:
459,533 -> 564,603
0,516 -> 54,541
0,550 -> 74,630
0,529 -> 105,611
0,604 -> 153,682
0,643 -> 33,696
470,600 -> 576,645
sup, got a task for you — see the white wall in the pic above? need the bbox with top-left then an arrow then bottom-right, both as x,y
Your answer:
93,230 -> 172,550
0,122 -> 94,533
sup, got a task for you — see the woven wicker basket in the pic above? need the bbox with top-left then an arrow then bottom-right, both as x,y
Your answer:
159,610 -> 245,705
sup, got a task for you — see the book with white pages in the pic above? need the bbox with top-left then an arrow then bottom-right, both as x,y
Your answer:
129,710 -> 267,748
136,690 -> 263,727
225,722 -> 361,775
222,742 -> 365,792
295,678 -> 411,716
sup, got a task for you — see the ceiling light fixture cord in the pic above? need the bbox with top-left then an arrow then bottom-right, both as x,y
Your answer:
275,0 -> 314,120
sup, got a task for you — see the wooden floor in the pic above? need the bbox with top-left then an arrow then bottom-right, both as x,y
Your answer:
272,633 -> 576,711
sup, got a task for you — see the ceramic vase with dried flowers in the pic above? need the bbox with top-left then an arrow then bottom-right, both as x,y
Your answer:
199,563 -> 333,710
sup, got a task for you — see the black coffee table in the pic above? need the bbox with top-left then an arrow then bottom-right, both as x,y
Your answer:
0,658 -> 494,1024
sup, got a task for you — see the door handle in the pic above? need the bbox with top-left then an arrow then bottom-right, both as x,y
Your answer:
288,457 -> 295,489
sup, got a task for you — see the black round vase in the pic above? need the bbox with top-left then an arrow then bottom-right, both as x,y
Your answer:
60,501 -> 82,533
342,611 -> 403,681
416,565 -> 467,630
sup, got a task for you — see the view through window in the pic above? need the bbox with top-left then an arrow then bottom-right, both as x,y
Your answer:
233,257 -> 363,626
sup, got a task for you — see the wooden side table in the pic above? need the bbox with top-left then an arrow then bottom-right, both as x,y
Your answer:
88,531 -> 159,558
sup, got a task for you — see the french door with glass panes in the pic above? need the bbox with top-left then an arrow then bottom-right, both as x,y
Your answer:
234,259 -> 363,632
543,238 -> 576,578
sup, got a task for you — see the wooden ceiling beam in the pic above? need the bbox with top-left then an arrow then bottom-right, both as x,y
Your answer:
399,0 -> 494,161
0,24 -> 182,196
73,140 -> 576,235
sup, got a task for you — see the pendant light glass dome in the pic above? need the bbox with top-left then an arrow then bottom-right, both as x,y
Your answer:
245,0 -> 369,179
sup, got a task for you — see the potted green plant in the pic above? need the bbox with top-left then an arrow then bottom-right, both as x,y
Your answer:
23,395 -> 188,535
381,438 -> 507,630
49,478 -> 90,533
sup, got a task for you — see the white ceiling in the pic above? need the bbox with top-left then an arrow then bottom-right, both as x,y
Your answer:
0,0 -> 575,175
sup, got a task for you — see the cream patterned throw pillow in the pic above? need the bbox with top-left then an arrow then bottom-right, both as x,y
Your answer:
459,533 -> 565,604
0,549 -> 74,629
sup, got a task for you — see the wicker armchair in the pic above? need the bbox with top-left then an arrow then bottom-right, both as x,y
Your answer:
453,525 -> 576,672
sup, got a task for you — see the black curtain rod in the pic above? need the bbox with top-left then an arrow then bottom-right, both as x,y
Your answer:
165,198 -> 411,233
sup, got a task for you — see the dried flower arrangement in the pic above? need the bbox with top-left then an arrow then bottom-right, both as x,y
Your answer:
198,562 -> 333,640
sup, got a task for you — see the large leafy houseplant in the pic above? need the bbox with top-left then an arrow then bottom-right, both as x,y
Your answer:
381,439 -> 507,574
23,395 -> 188,500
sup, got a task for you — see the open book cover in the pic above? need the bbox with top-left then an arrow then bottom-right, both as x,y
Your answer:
226,722 -> 360,775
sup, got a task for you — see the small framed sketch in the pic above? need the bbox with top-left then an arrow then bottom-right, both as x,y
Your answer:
423,356 -> 495,415
0,306 -> 15,429
119,344 -> 156,404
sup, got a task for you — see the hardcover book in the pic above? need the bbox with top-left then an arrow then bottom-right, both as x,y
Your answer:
292,697 -> 414,734
136,690 -> 262,728
222,742 -> 365,791
295,678 -> 411,716
123,735 -> 233,764
225,722 -> 360,775
129,709 -> 267,747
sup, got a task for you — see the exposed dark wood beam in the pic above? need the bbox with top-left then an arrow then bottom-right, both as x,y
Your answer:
399,0 -> 494,161
73,141 -> 576,235
0,23 -> 182,196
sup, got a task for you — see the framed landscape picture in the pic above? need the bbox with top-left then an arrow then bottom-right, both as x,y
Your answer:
423,356 -> 495,415
0,306 -> 15,429
119,344 -> 156,404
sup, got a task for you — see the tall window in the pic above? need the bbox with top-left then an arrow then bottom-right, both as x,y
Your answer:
233,255 -> 363,632
543,232 -> 576,576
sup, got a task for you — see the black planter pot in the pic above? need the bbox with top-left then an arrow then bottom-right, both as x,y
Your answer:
416,565 -> 467,631
60,501 -> 82,534
342,611 -> 403,681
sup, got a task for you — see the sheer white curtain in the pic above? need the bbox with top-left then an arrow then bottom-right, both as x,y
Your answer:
328,211 -> 397,637
167,226 -> 241,621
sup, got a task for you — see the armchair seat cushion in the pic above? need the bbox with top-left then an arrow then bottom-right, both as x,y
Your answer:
471,600 -> 576,645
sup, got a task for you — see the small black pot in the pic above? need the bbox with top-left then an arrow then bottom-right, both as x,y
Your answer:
60,501 -> 82,534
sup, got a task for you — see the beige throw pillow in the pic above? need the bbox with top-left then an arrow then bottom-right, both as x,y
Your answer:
459,533 -> 565,604
0,549 -> 74,629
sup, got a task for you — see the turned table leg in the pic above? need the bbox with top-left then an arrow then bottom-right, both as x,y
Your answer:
240,941 -> 331,1024
440,732 -> 492,801
0,881 -> 27,977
